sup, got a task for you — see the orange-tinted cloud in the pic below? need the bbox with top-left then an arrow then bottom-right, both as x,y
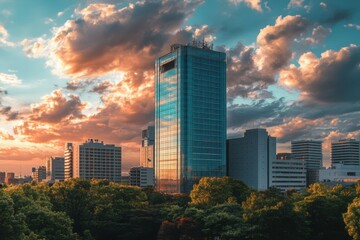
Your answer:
279,44 -> 360,102
224,15 -> 308,99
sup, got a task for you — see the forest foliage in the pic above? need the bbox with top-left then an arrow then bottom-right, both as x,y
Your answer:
1,177 -> 360,240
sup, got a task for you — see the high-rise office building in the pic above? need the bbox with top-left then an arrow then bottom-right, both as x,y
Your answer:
227,129 -> 276,190
32,166 -> 46,182
140,126 -> 155,168
64,143 -> 73,180
129,166 -> 154,188
331,139 -> 360,166
46,157 -> 65,182
155,42 -> 227,193
73,139 -> 122,182
291,140 -> 322,186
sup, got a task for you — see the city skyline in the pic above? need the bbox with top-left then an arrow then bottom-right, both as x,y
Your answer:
1,0 -> 360,175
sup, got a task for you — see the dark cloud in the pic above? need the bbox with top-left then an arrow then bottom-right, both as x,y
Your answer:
0,89 -> 19,121
227,98 -> 288,128
29,90 -> 85,123
90,80 -> 111,94
320,9 -> 353,25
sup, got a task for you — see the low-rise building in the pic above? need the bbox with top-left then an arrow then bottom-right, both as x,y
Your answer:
319,164 -> 360,185
32,166 -> 46,182
129,167 -> 154,188
270,153 -> 306,192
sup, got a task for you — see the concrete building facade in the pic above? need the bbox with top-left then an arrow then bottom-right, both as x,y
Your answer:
32,166 -> 46,182
46,157 -> 65,182
129,166 -> 155,188
73,139 -> 122,183
64,143 -> 73,180
291,140 -> 322,186
331,139 -> 360,166
227,128 -> 276,190
269,153 -> 306,191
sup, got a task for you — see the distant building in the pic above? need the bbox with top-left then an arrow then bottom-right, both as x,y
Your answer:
331,139 -> 360,166
73,139 -> 122,182
227,129 -> 276,190
140,126 -> 155,168
5,172 -> 15,185
291,140 -> 322,186
32,166 -> 46,182
46,157 -> 65,182
269,153 -> 306,191
64,143 -> 73,180
155,43 -> 227,194
320,164 -> 360,185
129,166 -> 154,188
0,172 -> 5,184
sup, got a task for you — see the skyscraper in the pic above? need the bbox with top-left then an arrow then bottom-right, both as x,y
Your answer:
140,126 -> 155,168
331,139 -> 360,166
227,129 -> 276,190
155,42 -> 226,194
73,139 -> 122,182
291,140 -> 322,186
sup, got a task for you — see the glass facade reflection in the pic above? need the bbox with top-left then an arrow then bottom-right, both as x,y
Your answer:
155,44 -> 226,193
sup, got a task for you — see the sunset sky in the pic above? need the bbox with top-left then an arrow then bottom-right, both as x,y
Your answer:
0,0 -> 359,176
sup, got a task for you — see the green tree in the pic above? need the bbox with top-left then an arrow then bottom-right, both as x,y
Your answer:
190,177 -> 250,206
344,197 -> 360,240
242,188 -> 309,240
296,183 -> 351,240
0,190 -> 27,240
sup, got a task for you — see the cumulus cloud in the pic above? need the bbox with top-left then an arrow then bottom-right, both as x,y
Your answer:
268,117 -> 325,143
36,1 -> 202,79
21,37 -> 48,58
302,25 -> 332,45
287,0 -> 304,9
0,130 -> 14,140
224,15 -> 308,99
345,23 -> 360,30
0,24 -> 14,47
0,73 -> 22,86
229,0 -> 262,11
279,44 -> 360,102
29,90 -> 86,123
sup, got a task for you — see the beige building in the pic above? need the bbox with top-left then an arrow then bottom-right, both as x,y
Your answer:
32,166 -> 46,182
73,139 -> 122,182
64,143 -> 73,180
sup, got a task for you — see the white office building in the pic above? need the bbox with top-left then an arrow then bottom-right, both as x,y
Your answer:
270,153 -> 306,191
331,139 -> 360,166
291,140 -> 322,186
73,139 -> 122,183
227,128 -> 276,190
320,164 -> 360,184
129,166 -> 154,188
